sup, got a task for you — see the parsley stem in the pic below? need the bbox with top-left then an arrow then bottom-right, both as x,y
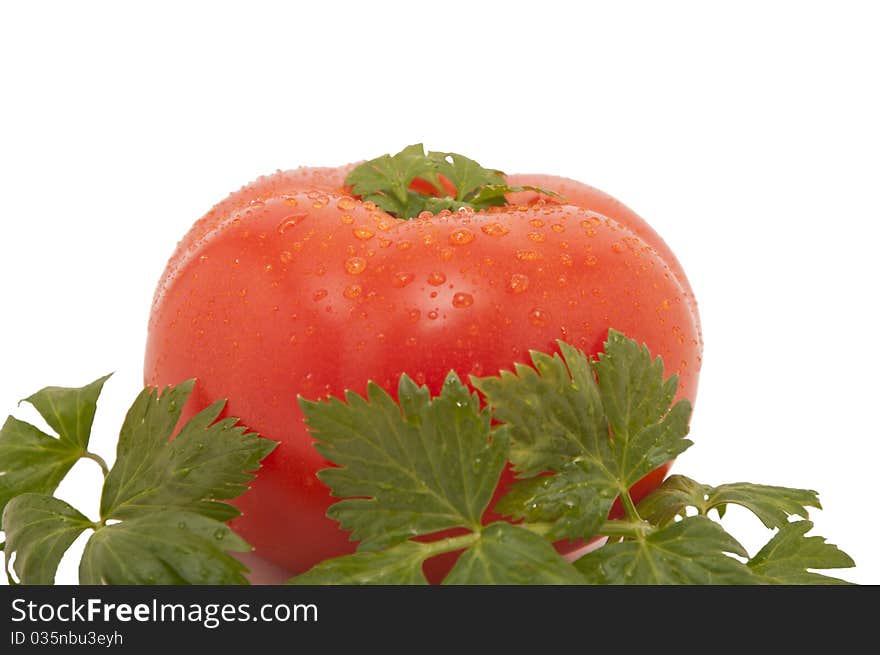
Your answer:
598,520 -> 652,538
82,451 -> 109,477
419,532 -> 480,558
619,489 -> 642,523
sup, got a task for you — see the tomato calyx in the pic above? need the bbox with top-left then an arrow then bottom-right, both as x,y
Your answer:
344,143 -> 563,219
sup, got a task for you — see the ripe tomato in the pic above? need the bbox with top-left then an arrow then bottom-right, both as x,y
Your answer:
144,165 -> 701,581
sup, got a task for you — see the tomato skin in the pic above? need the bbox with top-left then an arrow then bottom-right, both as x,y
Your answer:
145,169 -> 701,581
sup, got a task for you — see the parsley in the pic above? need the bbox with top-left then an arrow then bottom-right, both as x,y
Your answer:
0,333 -> 855,585
0,376 -> 275,584
290,330 -> 855,585
345,143 -> 562,218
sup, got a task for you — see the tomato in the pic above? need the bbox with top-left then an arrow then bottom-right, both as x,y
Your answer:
144,165 -> 701,582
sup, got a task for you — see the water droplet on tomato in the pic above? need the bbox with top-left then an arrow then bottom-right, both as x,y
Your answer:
529,218 -> 545,228
528,307 -> 550,327
427,271 -> 447,286
279,251 -> 293,264
277,213 -> 308,234
516,250 -> 540,261
452,292 -> 474,308
439,247 -> 454,262
312,289 -> 328,301
340,213 -> 354,225
481,222 -> 510,237
343,284 -> 362,299
427,310 -> 439,320
508,273 -> 529,294
527,232 -> 546,243
408,309 -> 421,322
353,227 -> 374,240
396,239 -> 412,251
345,256 -> 367,275
393,272 -> 415,288
449,228 -> 475,246
611,242 -> 624,253
551,223 -> 565,233
336,197 -> 356,211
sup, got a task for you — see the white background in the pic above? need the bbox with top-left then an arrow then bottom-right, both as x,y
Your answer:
1,1 -> 878,584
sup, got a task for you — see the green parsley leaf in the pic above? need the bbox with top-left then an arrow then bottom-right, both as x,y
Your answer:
287,541 -> 430,585
475,334 -> 692,541
100,382 -> 275,521
2,494 -> 93,585
79,510 -> 251,585
22,374 -> 111,451
1,376 -> 276,585
345,144 -> 562,218
443,523 -> 586,585
747,521 -> 855,584
427,150 -> 505,202
345,143 -> 437,218
0,374 -> 110,525
295,369 -> 588,585
300,371 -> 507,551
638,475 -> 821,528
574,516 -> 759,584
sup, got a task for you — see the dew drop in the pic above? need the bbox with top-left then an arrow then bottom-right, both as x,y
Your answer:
529,218 -> 545,228
528,307 -> 550,327
481,222 -> 509,237
449,228 -> 475,246
516,250 -> 540,261
343,284 -> 362,299
439,247 -> 454,262
508,273 -> 530,294
277,213 -> 308,234
340,213 -> 354,225
279,251 -> 293,264
527,232 -> 546,243
392,272 -> 415,288
611,242 -> 624,253
213,528 -> 226,540
336,197 -> 356,211
452,292 -> 474,308
427,271 -> 447,286
396,239 -> 412,251
312,289 -> 328,301
353,227 -> 375,240
551,223 -> 565,233
585,254 -> 598,266
427,310 -> 439,320
345,256 -> 367,275
408,309 -> 420,323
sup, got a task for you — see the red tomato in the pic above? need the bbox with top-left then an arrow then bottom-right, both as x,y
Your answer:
144,166 -> 701,582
